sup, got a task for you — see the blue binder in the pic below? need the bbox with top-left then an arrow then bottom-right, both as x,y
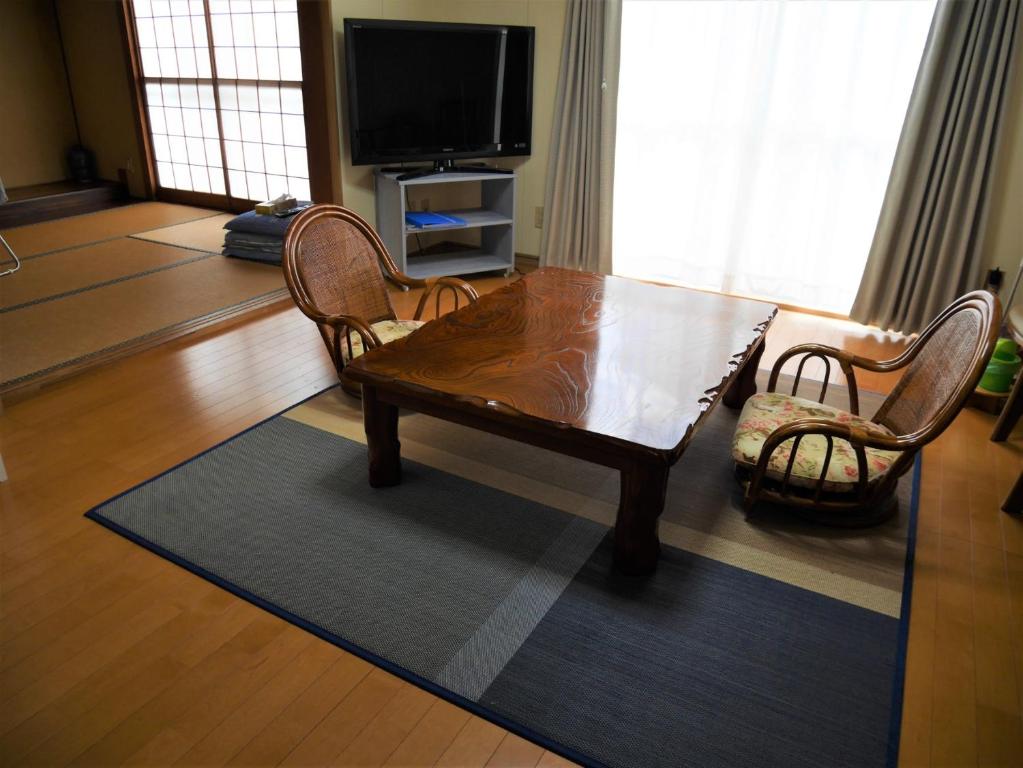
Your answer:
405,212 -> 467,228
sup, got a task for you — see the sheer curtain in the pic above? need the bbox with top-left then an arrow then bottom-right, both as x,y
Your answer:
612,0 -> 936,314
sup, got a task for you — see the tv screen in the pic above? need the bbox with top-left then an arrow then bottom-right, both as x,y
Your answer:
344,19 -> 534,166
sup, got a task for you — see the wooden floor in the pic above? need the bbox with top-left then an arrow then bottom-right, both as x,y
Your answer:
2,272 -> 1021,766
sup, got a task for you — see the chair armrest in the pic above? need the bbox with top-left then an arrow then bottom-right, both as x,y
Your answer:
749,417 -> 905,502
768,334 -> 932,415
302,311 -> 382,364
377,249 -> 479,315
767,344 -> 875,414
412,277 -> 480,321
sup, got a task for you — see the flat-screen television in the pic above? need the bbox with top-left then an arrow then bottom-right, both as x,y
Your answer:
344,19 -> 534,167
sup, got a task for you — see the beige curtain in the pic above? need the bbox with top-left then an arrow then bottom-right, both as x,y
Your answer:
540,0 -> 621,274
851,0 -> 1021,334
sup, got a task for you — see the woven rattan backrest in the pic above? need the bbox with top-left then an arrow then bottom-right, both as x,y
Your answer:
282,206 -> 396,326
874,292 -> 998,439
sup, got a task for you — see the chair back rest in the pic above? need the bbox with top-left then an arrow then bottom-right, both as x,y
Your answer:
874,291 -> 999,440
282,205 -> 397,327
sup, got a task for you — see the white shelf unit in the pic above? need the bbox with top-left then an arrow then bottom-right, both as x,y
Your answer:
375,170 -> 515,280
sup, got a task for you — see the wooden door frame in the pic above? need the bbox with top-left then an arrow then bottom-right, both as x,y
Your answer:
297,0 -> 342,206
118,0 -> 342,211
118,0 -> 156,200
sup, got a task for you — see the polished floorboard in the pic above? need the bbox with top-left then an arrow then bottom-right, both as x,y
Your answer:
2,271 -> 1021,767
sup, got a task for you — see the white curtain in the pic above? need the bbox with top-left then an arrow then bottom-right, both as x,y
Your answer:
612,0 -> 936,314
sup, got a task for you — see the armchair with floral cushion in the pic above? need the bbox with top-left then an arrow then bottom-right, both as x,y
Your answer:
731,291 -> 999,525
282,204 -> 479,395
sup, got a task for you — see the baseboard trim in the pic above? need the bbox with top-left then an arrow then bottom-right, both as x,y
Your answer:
515,253 -> 539,272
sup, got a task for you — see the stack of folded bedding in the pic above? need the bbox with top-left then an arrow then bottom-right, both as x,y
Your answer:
222,204 -> 309,265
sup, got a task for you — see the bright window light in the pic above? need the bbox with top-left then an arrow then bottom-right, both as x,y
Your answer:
132,0 -> 308,201
613,0 -> 936,313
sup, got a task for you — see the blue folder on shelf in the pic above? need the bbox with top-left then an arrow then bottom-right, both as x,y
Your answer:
405,211 -> 467,228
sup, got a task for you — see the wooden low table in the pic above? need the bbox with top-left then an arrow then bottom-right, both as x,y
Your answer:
344,267 -> 777,575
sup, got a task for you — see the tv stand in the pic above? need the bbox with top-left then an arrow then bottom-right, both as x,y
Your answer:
380,160 -> 514,182
375,168 -> 515,281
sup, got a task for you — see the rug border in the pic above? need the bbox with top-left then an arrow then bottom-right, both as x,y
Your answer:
86,385 -> 341,507
887,454 -> 922,768
84,386 -> 919,768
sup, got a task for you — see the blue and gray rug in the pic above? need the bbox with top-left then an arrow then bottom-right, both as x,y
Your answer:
87,380 -> 917,768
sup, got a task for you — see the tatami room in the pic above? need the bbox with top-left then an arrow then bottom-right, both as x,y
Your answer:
1,1 -> 1022,767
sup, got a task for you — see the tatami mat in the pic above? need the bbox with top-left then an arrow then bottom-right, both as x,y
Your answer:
130,213 -> 234,254
1,254 -> 285,387
0,202 -> 288,389
0,239 -> 213,311
0,202 -> 220,257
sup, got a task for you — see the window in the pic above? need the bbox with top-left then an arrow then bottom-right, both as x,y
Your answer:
613,0 -> 936,314
130,0 -> 311,204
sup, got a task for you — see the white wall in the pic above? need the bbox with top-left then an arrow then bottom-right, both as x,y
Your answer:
0,1 -> 78,187
57,0 -> 148,198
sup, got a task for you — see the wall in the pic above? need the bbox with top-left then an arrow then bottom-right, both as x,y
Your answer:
0,0 -> 78,188
56,0 -> 148,198
983,43 -> 1023,289
329,0 -> 567,257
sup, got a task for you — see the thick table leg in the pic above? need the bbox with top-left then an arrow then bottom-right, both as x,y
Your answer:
613,459 -> 670,576
363,385 -> 401,487
723,336 -> 766,409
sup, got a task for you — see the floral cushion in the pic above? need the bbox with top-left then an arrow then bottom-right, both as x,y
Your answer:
731,392 -> 901,492
340,319 -> 425,362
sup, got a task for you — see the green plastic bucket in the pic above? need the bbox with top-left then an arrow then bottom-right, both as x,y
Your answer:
993,337 -> 1018,361
981,342 -> 1021,393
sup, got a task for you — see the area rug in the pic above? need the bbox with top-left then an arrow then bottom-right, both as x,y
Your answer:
86,378 -> 918,768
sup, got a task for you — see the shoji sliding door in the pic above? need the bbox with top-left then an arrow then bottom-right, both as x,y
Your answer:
126,0 -> 328,209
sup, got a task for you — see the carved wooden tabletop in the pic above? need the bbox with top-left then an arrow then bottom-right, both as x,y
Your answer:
344,267 -> 777,459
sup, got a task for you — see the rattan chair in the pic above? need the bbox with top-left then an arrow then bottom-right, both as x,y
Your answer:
282,204 -> 479,392
732,291 -> 999,524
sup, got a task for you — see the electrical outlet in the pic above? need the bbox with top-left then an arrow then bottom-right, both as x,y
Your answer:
534,206 -> 543,228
